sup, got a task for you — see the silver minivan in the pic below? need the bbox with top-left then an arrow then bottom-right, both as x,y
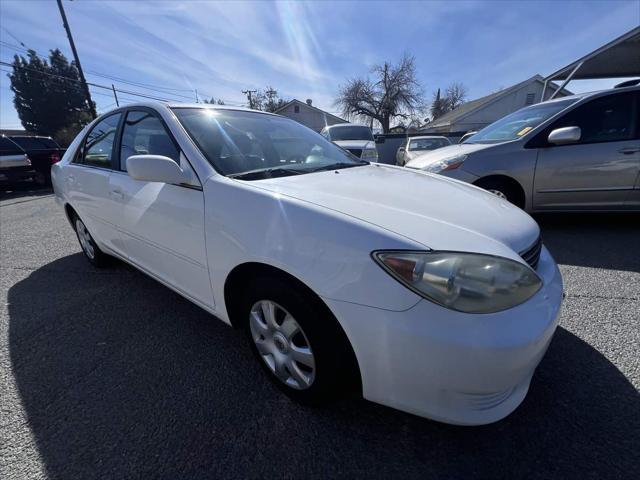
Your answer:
406,85 -> 640,212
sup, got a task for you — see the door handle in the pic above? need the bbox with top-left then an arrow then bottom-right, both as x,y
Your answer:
618,147 -> 640,155
109,188 -> 124,199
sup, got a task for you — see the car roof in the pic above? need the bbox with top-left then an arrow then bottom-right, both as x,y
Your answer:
99,101 -> 281,117
409,135 -> 449,140
326,123 -> 369,129
540,84 -> 640,104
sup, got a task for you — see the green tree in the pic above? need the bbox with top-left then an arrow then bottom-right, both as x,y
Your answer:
430,88 -> 447,120
8,49 -> 95,146
203,97 -> 225,105
245,86 -> 288,112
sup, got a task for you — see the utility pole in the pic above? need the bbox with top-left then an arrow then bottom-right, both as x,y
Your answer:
111,84 -> 119,107
242,89 -> 257,109
56,0 -> 97,119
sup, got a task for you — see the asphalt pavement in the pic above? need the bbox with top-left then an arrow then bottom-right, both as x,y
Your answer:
1,186 -> 639,479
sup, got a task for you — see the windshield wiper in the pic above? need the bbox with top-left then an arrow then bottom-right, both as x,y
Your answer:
308,161 -> 368,173
228,166 -> 306,180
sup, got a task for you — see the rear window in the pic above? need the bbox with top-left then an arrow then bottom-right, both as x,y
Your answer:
0,136 -> 25,155
10,136 -> 59,150
329,126 -> 374,141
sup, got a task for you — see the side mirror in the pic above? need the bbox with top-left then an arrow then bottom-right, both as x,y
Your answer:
398,147 -> 405,152
126,155 -> 187,184
548,126 -> 581,145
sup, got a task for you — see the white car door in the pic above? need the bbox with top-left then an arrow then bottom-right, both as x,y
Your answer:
109,108 -> 213,308
65,112 -> 126,255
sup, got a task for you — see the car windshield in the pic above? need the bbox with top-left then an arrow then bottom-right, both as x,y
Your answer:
409,138 -> 450,150
172,108 -> 367,179
465,99 -> 578,144
329,126 -> 374,141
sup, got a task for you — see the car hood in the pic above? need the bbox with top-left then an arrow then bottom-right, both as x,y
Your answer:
333,139 -> 375,150
405,142 -> 494,169
252,164 -> 539,257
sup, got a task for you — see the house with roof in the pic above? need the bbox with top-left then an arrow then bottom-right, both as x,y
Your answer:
421,75 -> 571,135
275,99 -> 347,132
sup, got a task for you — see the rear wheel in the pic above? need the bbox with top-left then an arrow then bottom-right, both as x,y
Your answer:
73,215 -> 110,267
242,276 -> 358,405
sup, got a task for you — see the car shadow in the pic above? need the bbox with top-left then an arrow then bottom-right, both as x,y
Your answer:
536,212 -> 640,273
7,254 -> 639,479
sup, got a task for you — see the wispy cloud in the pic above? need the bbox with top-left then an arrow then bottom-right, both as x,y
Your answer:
1,0 -> 637,128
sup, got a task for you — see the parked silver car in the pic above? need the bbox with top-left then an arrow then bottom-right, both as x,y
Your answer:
406,85 -> 640,212
395,135 -> 451,166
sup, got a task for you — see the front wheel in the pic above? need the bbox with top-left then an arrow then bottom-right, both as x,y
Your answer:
475,178 -> 525,209
242,276 -> 358,405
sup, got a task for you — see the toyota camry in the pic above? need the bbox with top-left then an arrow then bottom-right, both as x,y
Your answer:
52,103 -> 563,425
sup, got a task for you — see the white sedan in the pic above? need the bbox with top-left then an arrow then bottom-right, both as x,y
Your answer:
396,135 -> 451,166
52,104 -> 563,425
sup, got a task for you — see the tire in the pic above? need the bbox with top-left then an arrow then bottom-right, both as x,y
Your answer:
476,179 -> 524,209
242,275 -> 357,405
73,213 -> 111,267
33,170 -> 51,187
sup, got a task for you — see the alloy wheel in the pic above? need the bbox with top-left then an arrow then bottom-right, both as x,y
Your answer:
487,189 -> 508,200
75,219 -> 95,259
249,300 -> 316,390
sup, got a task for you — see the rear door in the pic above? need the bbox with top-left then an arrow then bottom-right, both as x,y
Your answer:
109,108 -> 213,307
66,113 -> 125,253
532,91 -> 639,210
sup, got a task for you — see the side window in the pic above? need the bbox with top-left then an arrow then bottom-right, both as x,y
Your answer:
400,139 -> 408,149
82,114 -> 122,168
119,110 -> 179,171
550,92 -> 636,145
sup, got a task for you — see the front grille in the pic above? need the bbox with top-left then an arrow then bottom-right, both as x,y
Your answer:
520,235 -> 542,270
347,148 -> 362,157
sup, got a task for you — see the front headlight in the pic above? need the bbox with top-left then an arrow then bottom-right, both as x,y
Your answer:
361,148 -> 378,161
423,154 -> 467,173
373,250 -> 542,313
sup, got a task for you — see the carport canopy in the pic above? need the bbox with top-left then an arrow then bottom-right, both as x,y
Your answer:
543,26 -> 640,99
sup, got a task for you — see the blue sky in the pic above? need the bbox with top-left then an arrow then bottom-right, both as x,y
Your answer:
0,0 -> 638,129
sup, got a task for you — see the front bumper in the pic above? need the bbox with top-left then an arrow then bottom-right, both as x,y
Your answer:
324,246 -> 563,425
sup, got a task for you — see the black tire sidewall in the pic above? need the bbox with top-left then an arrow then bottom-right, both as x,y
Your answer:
73,214 -> 109,267
241,276 -> 348,405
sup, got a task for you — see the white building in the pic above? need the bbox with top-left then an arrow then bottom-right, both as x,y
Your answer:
275,99 -> 347,132
422,75 -> 571,135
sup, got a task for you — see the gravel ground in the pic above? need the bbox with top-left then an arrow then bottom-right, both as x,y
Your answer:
1,186 -> 639,480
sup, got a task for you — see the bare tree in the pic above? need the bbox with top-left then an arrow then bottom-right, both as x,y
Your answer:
335,54 -> 424,133
427,82 -> 469,123
445,82 -> 468,110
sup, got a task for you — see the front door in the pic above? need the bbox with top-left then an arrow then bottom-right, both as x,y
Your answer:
110,109 -> 213,308
532,91 -> 639,210
66,112 -> 125,254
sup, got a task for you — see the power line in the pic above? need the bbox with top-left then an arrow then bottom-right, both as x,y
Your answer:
1,40 -> 245,106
